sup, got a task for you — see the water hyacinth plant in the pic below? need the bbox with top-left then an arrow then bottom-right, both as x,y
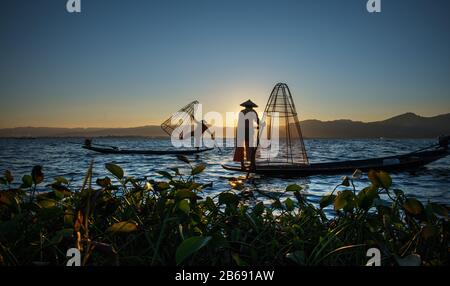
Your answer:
0,156 -> 448,266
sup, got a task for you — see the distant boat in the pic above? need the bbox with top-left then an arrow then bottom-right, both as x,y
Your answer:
15,136 -> 36,140
82,144 -> 213,155
83,101 -> 217,156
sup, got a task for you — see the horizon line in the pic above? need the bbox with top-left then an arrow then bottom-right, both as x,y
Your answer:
0,111 -> 448,129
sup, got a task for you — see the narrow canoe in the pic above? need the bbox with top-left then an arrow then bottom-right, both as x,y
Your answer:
222,147 -> 449,177
82,145 -> 214,155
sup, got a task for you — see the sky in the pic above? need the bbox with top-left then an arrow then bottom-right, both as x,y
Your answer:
0,0 -> 449,128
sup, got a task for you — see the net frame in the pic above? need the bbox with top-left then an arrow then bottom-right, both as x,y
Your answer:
257,83 -> 309,165
161,100 -> 199,136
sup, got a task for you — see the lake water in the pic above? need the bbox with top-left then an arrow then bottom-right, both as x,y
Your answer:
0,138 -> 449,212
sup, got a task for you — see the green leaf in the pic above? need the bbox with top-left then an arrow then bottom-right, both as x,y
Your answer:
54,189 -> 71,200
357,186 -> 378,210
46,228 -> 73,246
0,192 -> 15,206
47,231 -> 64,246
421,225 -> 437,240
334,190 -> 354,211
286,184 -> 302,192
178,199 -> 191,215
218,192 -> 239,205
156,182 -> 170,191
403,198 -> 424,216
232,253 -> 249,266
396,254 -> 421,266
373,198 -> 391,208
37,198 -> 57,209
368,170 -> 392,189
286,250 -> 306,265
96,177 -> 112,188
175,236 -> 212,265
191,164 -> 206,176
378,171 -> 392,189
61,228 -> 74,238
285,198 -> 294,211
176,155 -> 190,164
31,165 -> 44,185
252,202 -> 265,216
175,189 -> 197,200
64,211 -> 74,227
428,203 -> 448,218
54,176 -> 68,185
368,170 -> 380,187
106,220 -> 138,233
271,200 -> 283,209
105,163 -> 124,180
205,197 -> 216,211
156,171 -> 173,180
319,194 -> 336,209
21,175 -> 33,188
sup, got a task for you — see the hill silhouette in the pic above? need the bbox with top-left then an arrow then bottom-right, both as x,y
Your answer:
0,113 -> 449,139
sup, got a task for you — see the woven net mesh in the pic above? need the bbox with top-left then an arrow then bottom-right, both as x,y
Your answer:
161,101 -> 199,136
257,83 -> 309,165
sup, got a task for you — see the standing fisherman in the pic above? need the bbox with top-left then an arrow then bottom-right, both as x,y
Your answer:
233,100 -> 259,172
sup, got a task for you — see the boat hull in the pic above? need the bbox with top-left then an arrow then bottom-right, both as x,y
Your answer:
83,145 -> 214,155
222,148 -> 449,177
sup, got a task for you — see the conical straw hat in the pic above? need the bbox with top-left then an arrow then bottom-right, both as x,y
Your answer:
240,99 -> 258,108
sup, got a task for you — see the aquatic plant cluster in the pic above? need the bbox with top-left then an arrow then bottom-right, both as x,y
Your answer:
0,156 -> 448,266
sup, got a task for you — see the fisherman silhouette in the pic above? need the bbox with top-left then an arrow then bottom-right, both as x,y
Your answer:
233,100 -> 259,172
180,119 -> 212,150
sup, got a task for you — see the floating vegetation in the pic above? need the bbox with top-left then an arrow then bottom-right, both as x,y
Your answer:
0,157 -> 448,266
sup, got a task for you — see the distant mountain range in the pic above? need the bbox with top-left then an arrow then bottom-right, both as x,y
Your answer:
301,112 -> 450,138
1,112 -> 449,139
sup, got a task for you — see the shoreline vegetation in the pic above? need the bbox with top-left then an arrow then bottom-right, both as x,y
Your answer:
0,156 -> 448,266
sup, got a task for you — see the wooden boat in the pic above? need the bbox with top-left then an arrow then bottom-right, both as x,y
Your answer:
222,143 -> 449,177
223,83 -> 449,177
82,144 -> 214,155
82,101 -> 219,156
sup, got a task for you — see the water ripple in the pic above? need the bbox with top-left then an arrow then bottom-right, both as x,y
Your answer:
0,138 -> 448,209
